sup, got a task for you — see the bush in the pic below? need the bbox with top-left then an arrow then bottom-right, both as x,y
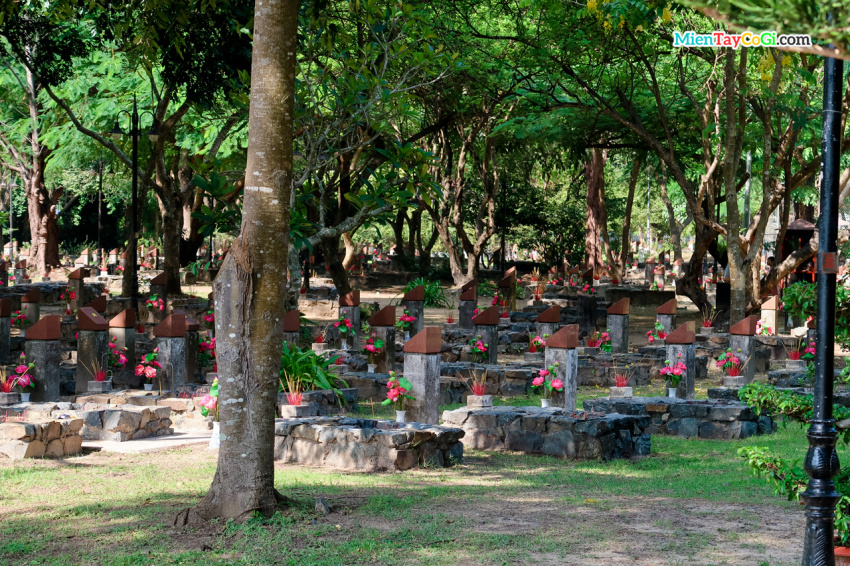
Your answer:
477,280 -> 497,297
782,282 -> 816,324
402,277 -> 452,308
280,343 -> 348,397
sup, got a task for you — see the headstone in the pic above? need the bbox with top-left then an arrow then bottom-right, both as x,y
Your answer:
606,298 -> 630,354
402,327 -> 443,424
459,279 -> 477,329
665,322 -> 696,399
656,298 -> 677,334
85,295 -> 108,314
68,268 -> 89,311
368,306 -> 396,374
581,269 -> 593,285
148,272 -> 168,323
760,296 -> 779,336
403,285 -> 426,335
673,258 -> 685,276
20,289 -> 41,331
0,298 -> 10,364
109,309 -> 137,388
0,262 -> 8,287
644,259 -> 656,284
282,309 -> 301,346
545,324 -> 579,412
153,313 -> 187,391
727,315 -> 758,386
535,305 -> 561,339
497,267 -> 517,311
472,306 -> 499,364
77,248 -> 91,266
76,307 -> 109,394
25,315 -> 62,402
338,290 -> 361,347
653,266 -> 666,288
14,260 -> 28,285
577,293 -> 597,337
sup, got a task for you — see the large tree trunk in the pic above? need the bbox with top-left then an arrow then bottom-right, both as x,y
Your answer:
584,147 -> 607,276
618,154 -> 642,268
25,176 -> 60,274
178,0 -> 297,523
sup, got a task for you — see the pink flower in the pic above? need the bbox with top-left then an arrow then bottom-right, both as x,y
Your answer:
672,368 -> 683,376
532,376 -> 545,387
551,379 -> 563,390
135,364 -> 145,376
108,342 -> 117,349
152,361 -> 162,369
118,354 -> 128,365
539,369 -> 550,377
365,344 -> 376,353
144,366 -> 157,379
204,314 -> 214,323
16,374 -> 31,388
14,364 -> 27,375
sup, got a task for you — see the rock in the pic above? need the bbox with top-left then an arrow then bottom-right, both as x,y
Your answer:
102,410 -> 142,433
634,433 -> 652,456
315,498 -> 330,515
157,398 -> 194,412
0,422 -> 37,441
45,439 -> 64,458
63,435 -> 82,455
666,417 -> 699,438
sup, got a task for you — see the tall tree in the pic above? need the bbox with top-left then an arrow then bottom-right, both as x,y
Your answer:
177,0 -> 298,522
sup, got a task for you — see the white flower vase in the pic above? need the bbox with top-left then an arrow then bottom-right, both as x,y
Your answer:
20,329 -> 25,339
541,398 -> 551,408
404,331 -> 410,341
367,364 -> 376,373
209,421 -> 221,449
20,392 -> 30,402
144,383 -> 153,391
668,387 -> 677,399
395,410 -> 406,423
340,336 -> 349,350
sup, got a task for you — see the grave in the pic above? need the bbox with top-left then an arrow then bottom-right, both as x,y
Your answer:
402,327 -> 443,424
458,279 -> 477,329
402,285 -> 426,335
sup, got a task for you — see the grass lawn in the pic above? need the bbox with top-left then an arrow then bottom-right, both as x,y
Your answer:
0,389 -> 821,566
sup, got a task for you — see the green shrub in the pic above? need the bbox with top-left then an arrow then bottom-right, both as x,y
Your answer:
402,277 -> 451,308
782,282 -> 817,324
280,343 -> 348,397
477,280 -> 497,297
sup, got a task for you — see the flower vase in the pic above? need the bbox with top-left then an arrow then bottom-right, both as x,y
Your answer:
20,392 -> 30,403
395,410 -> 406,423
668,388 -> 677,399
367,363 -> 376,373
209,421 -> 221,449
541,398 -> 551,408
144,383 -> 153,391
340,336 -> 349,350
20,329 -> 25,339
404,331 -> 410,342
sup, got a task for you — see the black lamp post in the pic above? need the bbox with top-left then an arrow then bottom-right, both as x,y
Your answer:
109,95 -> 159,310
801,53 -> 844,564
89,155 -> 114,265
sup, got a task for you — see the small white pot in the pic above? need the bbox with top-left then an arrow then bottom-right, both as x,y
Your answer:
20,392 -> 30,402
367,364 -> 376,374
404,331 -> 410,341
20,329 -> 25,339
395,410 -> 406,423
100,270 -> 108,277
668,387 -> 677,399
541,398 -> 551,408
144,383 -> 153,391
209,421 -> 221,449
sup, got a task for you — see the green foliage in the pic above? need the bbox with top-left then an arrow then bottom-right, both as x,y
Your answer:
477,280 -> 497,297
781,282 -> 817,324
402,277 -> 451,308
191,172 -> 242,237
279,342 -> 348,398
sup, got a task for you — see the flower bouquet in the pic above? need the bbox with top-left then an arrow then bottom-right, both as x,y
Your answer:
660,354 -> 686,397
108,336 -> 129,371
200,378 -> 221,449
136,347 -> 162,390
581,284 -> 596,295
396,309 -> 416,340
531,363 -> 563,407
334,316 -> 354,349
203,309 -> 215,324
716,348 -> 744,377
528,334 -> 547,353
586,330 -> 612,353
469,336 -> 489,363
363,332 -> 385,373
756,318 -> 773,336
59,289 -> 76,315
646,320 -> 668,344
381,371 -> 415,422
199,336 -> 217,372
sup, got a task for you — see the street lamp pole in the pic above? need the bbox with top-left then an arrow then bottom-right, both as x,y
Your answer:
801,52 -> 844,565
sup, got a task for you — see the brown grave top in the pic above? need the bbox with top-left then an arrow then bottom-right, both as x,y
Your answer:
368,305 -> 396,327
15,260 -> 26,269
21,289 -> 41,304
548,266 -> 558,274
569,266 -> 580,275
68,267 -> 88,280
497,272 -> 516,289
461,279 -> 478,292
536,305 -> 561,323
27,315 -> 61,340
666,322 -> 696,344
673,258 -> 684,266
460,286 -> 477,301
607,298 -> 630,315
403,326 -> 443,354
153,313 -> 186,338
109,309 -> 136,329
472,305 -> 499,326
646,258 -> 656,264
78,307 -> 108,331
657,298 -> 677,315
109,248 -> 119,255
546,324 -> 579,349
761,296 -> 780,310
174,310 -> 201,331
150,272 -> 167,286
86,295 -> 107,313
730,315 -> 758,336
283,309 -> 301,332
339,290 -> 360,306
81,248 -> 90,255
581,269 -> 593,279
403,285 -> 425,301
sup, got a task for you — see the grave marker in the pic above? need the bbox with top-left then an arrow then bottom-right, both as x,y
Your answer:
606,298 -> 630,353
403,285 -> 426,335
76,307 -> 109,394
25,315 -> 61,402
459,279 -> 477,329
665,321 -> 696,399
368,306 -> 396,374
402,327 -> 443,424
472,306 -> 499,364
545,324 -> 579,412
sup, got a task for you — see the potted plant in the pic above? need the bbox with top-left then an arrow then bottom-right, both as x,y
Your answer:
83,357 -> 111,393
200,378 -> 220,449
469,336 -> 489,364
135,347 -> 162,391
0,367 -> 21,404
716,348 -> 744,377
381,371 -> 415,422
700,306 -> 718,334
396,309 -> 416,341
585,330 -> 612,353
363,332 -> 385,373
610,365 -> 634,398
531,363 -> 563,408
11,310 -> 27,338
660,354 -> 686,398
464,369 -> 491,407
528,334 -> 546,354
334,316 -> 354,349
312,329 -> 328,353
756,317 -> 773,336
646,320 -> 668,345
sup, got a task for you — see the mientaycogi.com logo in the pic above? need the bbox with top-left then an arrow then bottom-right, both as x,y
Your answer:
673,31 -> 813,48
